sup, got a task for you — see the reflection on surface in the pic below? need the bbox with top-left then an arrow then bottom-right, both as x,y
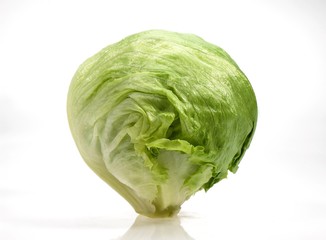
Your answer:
115,215 -> 195,240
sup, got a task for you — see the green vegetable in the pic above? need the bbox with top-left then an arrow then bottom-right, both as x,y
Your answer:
67,30 -> 257,218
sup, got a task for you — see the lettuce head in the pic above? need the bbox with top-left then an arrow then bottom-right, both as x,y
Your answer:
67,30 -> 258,218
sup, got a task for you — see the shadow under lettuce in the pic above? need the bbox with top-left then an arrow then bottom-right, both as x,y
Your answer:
114,215 -> 195,240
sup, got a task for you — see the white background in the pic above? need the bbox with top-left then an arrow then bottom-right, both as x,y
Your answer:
1,0 -> 326,239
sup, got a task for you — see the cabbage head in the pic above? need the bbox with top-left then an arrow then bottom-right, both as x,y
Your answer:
67,30 -> 257,218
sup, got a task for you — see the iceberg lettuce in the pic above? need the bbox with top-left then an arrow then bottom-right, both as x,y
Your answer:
67,30 -> 257,217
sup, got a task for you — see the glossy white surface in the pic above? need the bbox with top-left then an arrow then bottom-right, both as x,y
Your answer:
1,0 -> 326,239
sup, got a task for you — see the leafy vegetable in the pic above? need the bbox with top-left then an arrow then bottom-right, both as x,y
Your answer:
67,30 -> 257,218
